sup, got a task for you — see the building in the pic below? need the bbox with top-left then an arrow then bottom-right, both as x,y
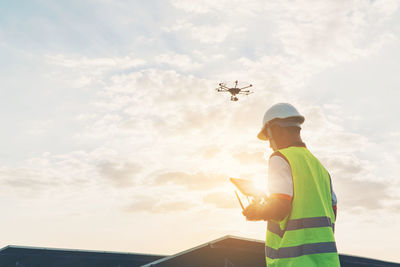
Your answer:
1,236 -> 398,267
0,246 -> 164,267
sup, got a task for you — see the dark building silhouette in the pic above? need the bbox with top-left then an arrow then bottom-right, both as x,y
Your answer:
0,246 -> 164,267
1,236 -> 398,267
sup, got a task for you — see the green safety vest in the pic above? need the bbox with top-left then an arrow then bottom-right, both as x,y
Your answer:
265,146 -> 340,267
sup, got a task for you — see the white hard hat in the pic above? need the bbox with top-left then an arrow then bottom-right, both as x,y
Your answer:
257,103 -> 305,140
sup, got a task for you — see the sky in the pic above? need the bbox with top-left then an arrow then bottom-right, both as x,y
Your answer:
0,0 -> 400,263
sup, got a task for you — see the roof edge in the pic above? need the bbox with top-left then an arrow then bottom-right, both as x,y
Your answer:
0,245 -> 166,258
141,235 -> 264,267
0,245 -> 11,253
339,253 -> 400,265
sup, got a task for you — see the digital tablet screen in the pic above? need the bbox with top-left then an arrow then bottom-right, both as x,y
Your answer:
229,178 -> 263,197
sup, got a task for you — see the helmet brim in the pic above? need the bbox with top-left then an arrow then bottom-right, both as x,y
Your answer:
257,116 -> 304,141
257,131 -> 268,141
257,126 -> 269,141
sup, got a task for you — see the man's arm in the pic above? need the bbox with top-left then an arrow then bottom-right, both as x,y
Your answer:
333,204 -> 337,219
330,177 -> 338,220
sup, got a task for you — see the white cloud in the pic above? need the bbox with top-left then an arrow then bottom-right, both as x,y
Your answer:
171,0 -> 263,15
97,160 -> 142,187
27,120 -> 53,135
164,20 -> 239,44
152,171 -> 227,190
125,197 -> 196,213
45,54 -> 147,89
47,54 -> 146,69
156,52 -> 201,70
171,0 -> 230,14
203,191 -> 237,209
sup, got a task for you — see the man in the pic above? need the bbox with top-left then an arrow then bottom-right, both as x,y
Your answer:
243,103 -> 340,266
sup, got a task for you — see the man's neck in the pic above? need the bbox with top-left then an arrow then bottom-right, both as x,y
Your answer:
277,137 -> 305,150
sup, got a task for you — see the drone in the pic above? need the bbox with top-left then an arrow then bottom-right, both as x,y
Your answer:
216,80 -> 253,101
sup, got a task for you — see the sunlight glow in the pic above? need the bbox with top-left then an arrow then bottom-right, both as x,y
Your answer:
253,176 -> 268,196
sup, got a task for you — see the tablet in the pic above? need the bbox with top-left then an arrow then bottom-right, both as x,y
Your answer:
229,178 -> 263,197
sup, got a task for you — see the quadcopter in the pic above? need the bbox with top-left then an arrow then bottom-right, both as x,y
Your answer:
216,80 -> 253,101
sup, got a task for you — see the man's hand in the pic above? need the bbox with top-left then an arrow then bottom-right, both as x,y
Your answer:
242,203 -> 265,221
242,198 -> 292,222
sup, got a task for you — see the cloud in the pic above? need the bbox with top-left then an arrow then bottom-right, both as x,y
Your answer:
153,171 -> 227,190
45,54 -> 147,88
165,0 -> 400,95
334,177 -> 388,210
156,52 -> 201,71
171,0 -> 262,15
0,167 -> 56,193
0,159 -> 92,199
322,154 -> 366,176
27,120 -> 53,136
164,20 -> 238,44
301,104 -> 371,154
203,191 -> 237,209
0,149 -> 117,197
97,161 -> 142,187
125,196 -> 194,213
76,68 -> 235,146
388,201 -> 400,212
171,0 -> 226,14
233,151 -> 265,165
202,146 -> 221,159
320,153 -> 390,210
47,54 -> 146,70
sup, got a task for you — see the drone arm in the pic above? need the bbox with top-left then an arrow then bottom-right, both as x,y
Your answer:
240,84 -> 253,90
238,90 -> 254,95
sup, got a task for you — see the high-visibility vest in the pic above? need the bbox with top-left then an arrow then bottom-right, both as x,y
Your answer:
265,146 -> 340,267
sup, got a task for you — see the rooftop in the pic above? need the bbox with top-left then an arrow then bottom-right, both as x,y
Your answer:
1,236 -> 398,267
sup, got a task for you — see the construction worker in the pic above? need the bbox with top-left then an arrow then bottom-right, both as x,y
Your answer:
243,103 -> 340,266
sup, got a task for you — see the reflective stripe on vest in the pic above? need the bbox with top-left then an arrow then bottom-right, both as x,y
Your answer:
267,216 -> 334,238
265,242 -> 338,259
